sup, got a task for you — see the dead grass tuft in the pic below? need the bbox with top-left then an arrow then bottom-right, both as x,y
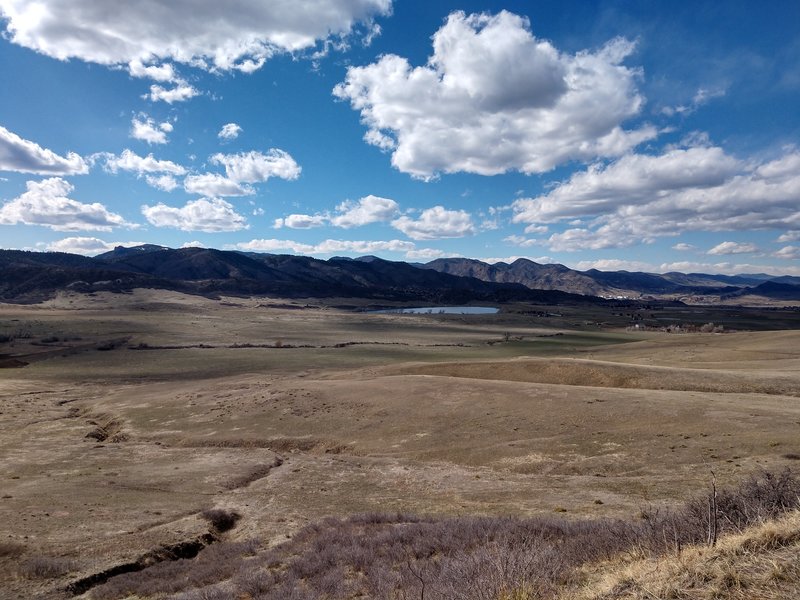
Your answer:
0,542 -> 25,558
558,511 -> 800,600
18,555 -> 79,579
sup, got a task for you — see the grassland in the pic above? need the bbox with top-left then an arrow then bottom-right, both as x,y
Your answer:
1,289 -> 799,599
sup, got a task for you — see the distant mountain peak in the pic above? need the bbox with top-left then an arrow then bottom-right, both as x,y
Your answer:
96,244 -> 170,260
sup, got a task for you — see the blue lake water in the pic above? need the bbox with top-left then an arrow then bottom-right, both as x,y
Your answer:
373,306 -> 499,315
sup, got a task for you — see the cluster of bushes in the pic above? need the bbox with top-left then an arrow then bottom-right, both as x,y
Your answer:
0,329 -> 32,343
83,469 -> 800,600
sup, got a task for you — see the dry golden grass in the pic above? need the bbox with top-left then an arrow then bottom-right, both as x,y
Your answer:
3,291 -> 800,598
557,510 -> 800,600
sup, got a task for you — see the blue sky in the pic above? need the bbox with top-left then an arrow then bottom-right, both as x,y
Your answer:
1,0 -> 799,275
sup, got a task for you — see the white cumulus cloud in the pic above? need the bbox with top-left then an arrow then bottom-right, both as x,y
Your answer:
513,146 -> 742,224
127,59 -> 176,82
334,10 -> 653,179
503,235 -> 540,248
391,206 -> 476,240
145,175 -> 179,192
141,198 -> 248,232
0,0 -> 391,72
180,150 -> 300,197
235,238 -> 415,256
512,145 -> 800,251
773,245 -> 800,260
218,123 -> 243,141
0,178 -> 129,231
100,149 -> 186,176
183,173 -> 254,197
210,150 -> 301,183
99,149 -> 185,191
772,246 -> 800,260
573,259 -> 800,277
0,125 -> 88,175
274,214 -> 328,229
573,258 -> 658,273
405,247 -> 448,260
148,82 -> 199,104
46,237 -> 145,255
707,241 -> 759,255
778,231 -> 800,243
330,195 -> 399,228
130,115 -> 173,144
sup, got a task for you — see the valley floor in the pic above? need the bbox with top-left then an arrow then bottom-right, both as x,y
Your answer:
1,290 -> 799,598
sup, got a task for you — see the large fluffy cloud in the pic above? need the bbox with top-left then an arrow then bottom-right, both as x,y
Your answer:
0,126 -> 88,175
98,149 -> 186,192
148,83 -> 199,104
512,145 -> 800,251
0,0 -> 391,73
180,150 -> 300,197
274,214 -> 328,229
142,198 -> 248,232
334,10 -> 653,179
100,149 -> 186,177
0,178 -> 128,231
391,206 -> 475,240
210,150 -> 301,183
183,174 -> 253,197
130,115 -> 173,144
330,195 -> 399,227
274,195 -> 400,230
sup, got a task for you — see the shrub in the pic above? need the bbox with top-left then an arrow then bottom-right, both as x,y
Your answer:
18,555 -> 78,579
90,470 -> 800,600
200,509 -> 242,533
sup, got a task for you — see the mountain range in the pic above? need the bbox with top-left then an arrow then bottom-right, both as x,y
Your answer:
422,257 -> 800,298
0,246 -> 798,304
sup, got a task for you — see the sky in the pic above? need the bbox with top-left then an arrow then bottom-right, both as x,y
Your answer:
1,0 -> 799,275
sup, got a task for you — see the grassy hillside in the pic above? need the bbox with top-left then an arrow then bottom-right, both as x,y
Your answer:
47,469 -> 797,599
558,510 -> 800,600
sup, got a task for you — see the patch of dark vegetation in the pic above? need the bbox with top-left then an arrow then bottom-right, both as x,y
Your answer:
0,358 -> 28,368
68,533 -> 220,596
783,453 -> 800,460
257,302 -> 317,310
200,509 -> 242,534
96,340 -> 119,351
88,539 -> 260,600
19,555 -> 79,579
89,469 -> 800,600
222,457 -> 284,491
130,343 -> 219,350
133,340 -> 469,351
